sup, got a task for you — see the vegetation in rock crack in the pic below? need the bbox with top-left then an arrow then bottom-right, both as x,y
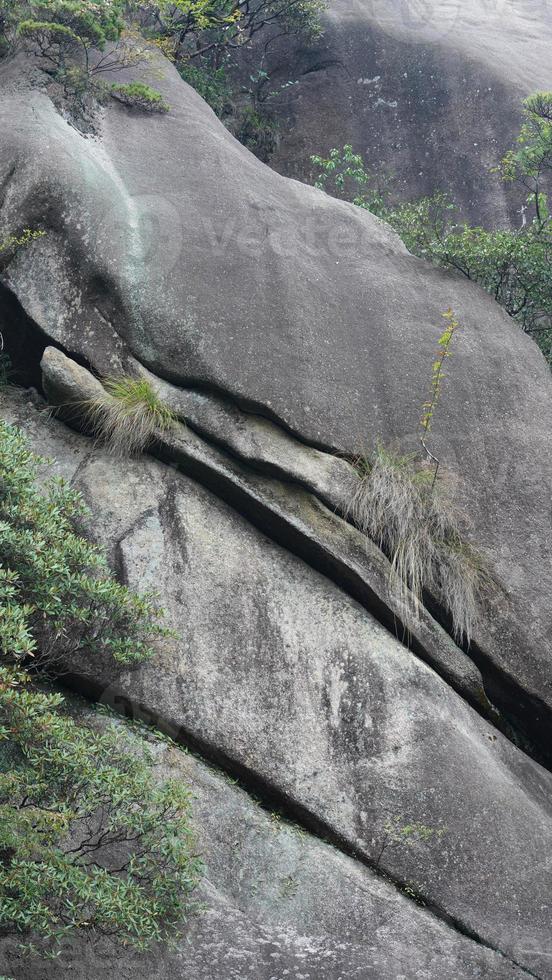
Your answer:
0,668 -> 201,956
82,376 -> 177,457
372,815 -> 447,870
0,420 -> 200,955
347,305 -> 483,645
311,91 -> 552,365
419,308 -> 460,488
110,80 -> 170,112
0,228 -> 45,259
348,445 -> 483,646
0,419 -> 171,670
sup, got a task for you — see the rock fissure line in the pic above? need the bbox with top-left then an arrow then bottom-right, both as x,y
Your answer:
151,435 -> 552,770
57,671 -> 544,980
3,293 -> 551,771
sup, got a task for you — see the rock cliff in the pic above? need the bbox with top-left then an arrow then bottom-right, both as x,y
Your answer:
0,29 -> 551,979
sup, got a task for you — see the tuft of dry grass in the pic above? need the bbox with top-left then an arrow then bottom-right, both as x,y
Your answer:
82,376 -> 177,456
347,445 -> 484,646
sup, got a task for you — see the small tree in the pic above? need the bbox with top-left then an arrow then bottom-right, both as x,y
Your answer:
145,0 -> 326,65
0,667 -> 201,956
1,0 -> 145,90
420,308 -> 460,489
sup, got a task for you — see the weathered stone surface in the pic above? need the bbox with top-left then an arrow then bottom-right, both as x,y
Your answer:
3,388 -> 552,977
1,52 -> 551,742
41,347 -> 489,712
0,704 -> 528,980
255,0 -> 552,223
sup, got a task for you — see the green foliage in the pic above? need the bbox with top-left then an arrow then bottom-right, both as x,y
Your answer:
311,145 -> 392,217
235,106 -> 277,162
420,309 -> 460,439
11,0 -> 124,48
178,59 -> 231,116
311,94 -> 552,365
7,0 -> 124,61
0,0 -> 145,95
0,666 -> 201,955
82,375 -> 177,455
348,444 -> 484,645
110,80 -> 170,112
0,228 -> 45,260
145,0 -> 325,157
0,421 -> 200,954
373,815 -> 446,868
0,420 -> 170,669
146,0 -> 326,60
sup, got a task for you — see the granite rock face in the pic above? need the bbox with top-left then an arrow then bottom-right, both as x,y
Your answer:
253,0 -> 552,223
3,389 -> 552,977
1,38 -> 552,976
0,699 -> 528,980
1,54 -> 551,755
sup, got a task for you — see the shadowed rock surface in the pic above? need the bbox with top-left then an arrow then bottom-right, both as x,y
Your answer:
250,0 -> 552,222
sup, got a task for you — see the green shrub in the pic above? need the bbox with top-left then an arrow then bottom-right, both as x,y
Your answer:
178,60 -> 232,117
348,445 -> 483,645
110,81 -> 170,113
235,107 -> 277,162
82,376 -> 177,456
0,420 -> 170,669
0,667 -> 201,955
0,419 -> 200,955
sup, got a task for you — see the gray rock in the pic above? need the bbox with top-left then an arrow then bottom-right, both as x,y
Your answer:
3,388 -> 552,977
1,53 -> 551,748
253,0 -> 552,223
0,702 -> 528,980
41,347 -> 489,711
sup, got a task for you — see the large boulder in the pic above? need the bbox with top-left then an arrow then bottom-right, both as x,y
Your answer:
1,53 -> 551,760
3,387 -> 552,977
251,0 -> 552,222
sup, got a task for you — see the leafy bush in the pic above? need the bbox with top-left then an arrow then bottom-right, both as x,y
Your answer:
1,0 -> 143,93
0,667 -> 201,955
0,420 -> 200,955
82,376 -> 177,455
311,144 -> 391,217
178,59 -> 232,117
0,419 -> 170,668
348,445 -> 483,645
110,81 -> 170,113
235,106 -> 278,162
147,0 -> 326,63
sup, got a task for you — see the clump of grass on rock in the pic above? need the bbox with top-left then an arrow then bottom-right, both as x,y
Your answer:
348,444 -> 484,646
110,81 -> 170,113
83,376 -> 177,456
